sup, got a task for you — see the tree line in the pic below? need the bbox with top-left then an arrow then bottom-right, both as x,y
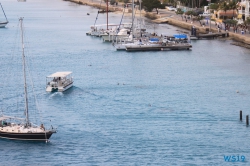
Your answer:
104,0 -> 250,26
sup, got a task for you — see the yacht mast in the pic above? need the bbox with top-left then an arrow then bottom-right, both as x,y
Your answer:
139,0 -> 141,37
106,0 -> 108,30
132,0 -> 134,41
20,17 -> 29,126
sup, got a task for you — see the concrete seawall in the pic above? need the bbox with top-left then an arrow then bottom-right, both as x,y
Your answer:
174,19 -> 250,45
155,17 -> 220,34
153,16 -> 250,45
229,32 -> 250,44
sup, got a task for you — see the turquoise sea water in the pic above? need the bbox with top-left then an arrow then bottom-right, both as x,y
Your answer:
1,0 -> 250,165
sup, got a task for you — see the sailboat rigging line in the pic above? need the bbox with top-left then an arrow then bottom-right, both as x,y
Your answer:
93,0 -> 103,27
112,6 -> 126,46
0,3 -> 8,22
20,19 -> 49,140
20,17 -> 30,127
1,21 -> 20,115
26,45 -> 44,126
18,18 -> 45,129
21,21 -> 40,125
131,7 -> 137,33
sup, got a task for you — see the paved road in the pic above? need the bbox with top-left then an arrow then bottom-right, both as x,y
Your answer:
155,8 -> 250,38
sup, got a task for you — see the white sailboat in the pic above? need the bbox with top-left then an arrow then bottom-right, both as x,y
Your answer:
0,3 -> 8,28
113,0 -> 138,50
0,18 -> 56,142
101,24 -> 132,42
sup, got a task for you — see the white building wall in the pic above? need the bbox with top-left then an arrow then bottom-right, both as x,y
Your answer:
246,0 -> 250,18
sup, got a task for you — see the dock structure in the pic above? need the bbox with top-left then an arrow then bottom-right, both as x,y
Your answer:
190,26 -> 229,40
125,43 -> 192,52
190,32 -> 229,40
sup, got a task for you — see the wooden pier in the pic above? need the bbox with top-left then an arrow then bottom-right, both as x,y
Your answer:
190,32 -> 229,40
125,43 -> 192,52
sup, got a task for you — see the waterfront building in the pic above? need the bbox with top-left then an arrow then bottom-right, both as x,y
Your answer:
237,0 -> 250,22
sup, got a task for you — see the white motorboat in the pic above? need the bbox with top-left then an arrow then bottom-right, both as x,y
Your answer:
102,28 -> 130,42
0,3 -> 8,28
46,72 -> 73,92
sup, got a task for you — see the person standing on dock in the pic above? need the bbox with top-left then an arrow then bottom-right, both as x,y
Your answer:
217,24 -> 220,32
241,29 -> 244,35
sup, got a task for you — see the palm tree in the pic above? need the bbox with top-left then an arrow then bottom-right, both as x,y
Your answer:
210,3 -> 219,11
197,15 -> 204,26
220,2 -> 229,20
228,1 -> 237,18
178,0 -> 189,7
176,8 -> 184,20
224,19 -> 238,27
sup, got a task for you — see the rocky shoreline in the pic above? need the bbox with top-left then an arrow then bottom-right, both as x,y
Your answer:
231,42 -> 250,49
67,0 -> 250,49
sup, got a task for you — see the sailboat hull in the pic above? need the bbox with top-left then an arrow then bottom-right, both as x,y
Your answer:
0,131 -> 55,141
0,21 -> 8,28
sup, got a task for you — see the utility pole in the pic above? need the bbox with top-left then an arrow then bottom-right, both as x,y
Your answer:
132,0 -> 134,41
140,0 -> 141,37
107,0 -> 108,30
209,0 -> 211,33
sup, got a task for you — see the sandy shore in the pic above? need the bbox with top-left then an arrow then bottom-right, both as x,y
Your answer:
68,0 -> 250,46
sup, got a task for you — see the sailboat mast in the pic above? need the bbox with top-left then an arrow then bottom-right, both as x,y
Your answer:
106,0 -> 108,30
0,3 -> 8,22
139,0 -> 142,37
132,0 -> 134,41
20,17 -> 29,126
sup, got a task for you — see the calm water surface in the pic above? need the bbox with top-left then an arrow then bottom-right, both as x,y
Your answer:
0,0 -> 250,165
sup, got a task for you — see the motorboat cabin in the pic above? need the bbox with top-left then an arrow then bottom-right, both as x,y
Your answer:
46,72 -> 73,92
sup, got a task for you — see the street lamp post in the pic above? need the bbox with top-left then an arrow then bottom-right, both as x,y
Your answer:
140,0 -> 141,37
132,0 -> 134,40
209,0 -> 211,33
106,0 -> 108,30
